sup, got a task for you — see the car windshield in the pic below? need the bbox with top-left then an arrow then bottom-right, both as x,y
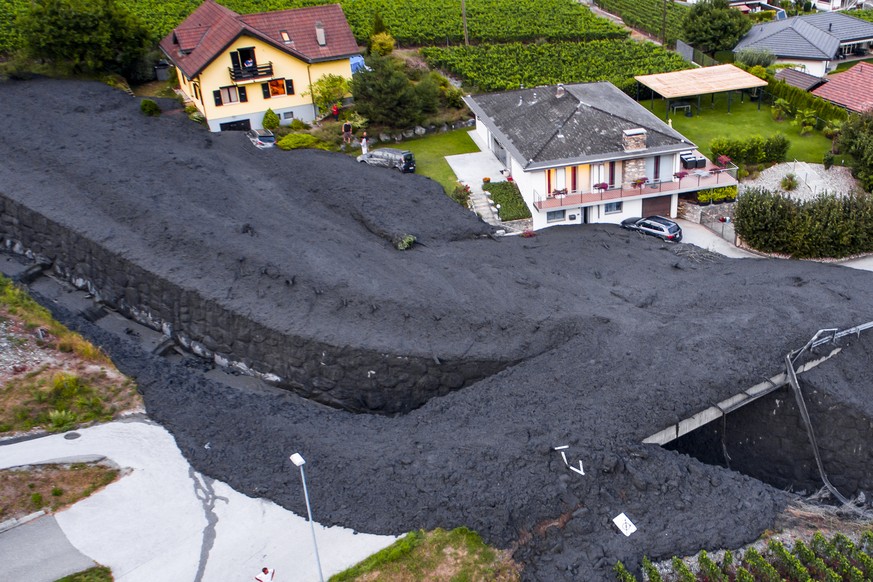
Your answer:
259,135 -> 275,143
667,224 -> 680,233
403,154 -> 413,162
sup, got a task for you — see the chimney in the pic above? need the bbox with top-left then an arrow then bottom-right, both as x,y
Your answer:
315,21 -> 326,46
556,83 -> 565,98
622,128 -> 647,151
829,22 -> 832,32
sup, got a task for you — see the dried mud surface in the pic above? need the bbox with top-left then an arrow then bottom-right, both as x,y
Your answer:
2,79 -> 873,580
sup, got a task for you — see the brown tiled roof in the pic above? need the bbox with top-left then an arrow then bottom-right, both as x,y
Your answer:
774,68 -> 825,91
811,61 -> 873,113
159,0 -> 359,79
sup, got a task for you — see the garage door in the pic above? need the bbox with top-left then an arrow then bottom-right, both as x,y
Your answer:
642,195 -> 671,217
219,119 -> 251,132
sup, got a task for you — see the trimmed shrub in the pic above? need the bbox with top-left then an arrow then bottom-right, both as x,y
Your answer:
709,133 -> 789,165
290,119 -> 311,131
735,188 -> 873,258
276,133 -> 332,151
768,79 -> 849,123
483,181 -> 531,221
139,99 -> 161,116
370,32 -> 395,56
262,108 -> 280,131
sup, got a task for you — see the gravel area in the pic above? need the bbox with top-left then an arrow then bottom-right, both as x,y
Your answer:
740,162 -> 859,201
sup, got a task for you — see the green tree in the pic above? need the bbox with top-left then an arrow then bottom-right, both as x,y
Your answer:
838,112 -> 873,193
304,73 -> 350,118
17,0 -> 150,77
682,0 -> 752,53
351,55 -> 422,127
262,108 -> 280,131
370,32 -> 395,56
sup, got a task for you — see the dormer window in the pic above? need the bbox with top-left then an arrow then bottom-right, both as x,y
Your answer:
280,30 -> 291,44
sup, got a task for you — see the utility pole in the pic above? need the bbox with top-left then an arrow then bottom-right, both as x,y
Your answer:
661,0 -> 668,46
462,0 -> 469,46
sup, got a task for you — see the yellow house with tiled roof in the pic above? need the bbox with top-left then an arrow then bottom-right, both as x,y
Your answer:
159,0 -> 360,132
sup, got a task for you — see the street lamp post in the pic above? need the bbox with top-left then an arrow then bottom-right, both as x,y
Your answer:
290,453 -> 324,582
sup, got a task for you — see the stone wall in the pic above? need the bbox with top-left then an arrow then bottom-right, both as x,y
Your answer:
667,384 -> 873,497
0,193 -> 508,414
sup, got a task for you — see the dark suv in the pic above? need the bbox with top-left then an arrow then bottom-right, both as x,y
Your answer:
620,216 -> 683,242
356,148 -> 416,172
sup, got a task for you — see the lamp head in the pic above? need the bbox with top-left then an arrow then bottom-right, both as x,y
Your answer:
290,453 -> 306,467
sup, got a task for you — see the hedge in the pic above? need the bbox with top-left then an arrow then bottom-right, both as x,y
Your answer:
483,181 -> 531,221
734,187 -> 873,258
709,134 -> 789,166
767,79 -> 849,123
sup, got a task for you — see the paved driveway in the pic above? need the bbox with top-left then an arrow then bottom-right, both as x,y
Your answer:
0,420 -> 397,582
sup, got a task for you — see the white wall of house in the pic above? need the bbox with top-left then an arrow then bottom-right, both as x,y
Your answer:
776,58 -> 831,77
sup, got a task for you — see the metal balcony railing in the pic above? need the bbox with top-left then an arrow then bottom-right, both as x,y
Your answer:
229,62 -> 274,82
533,164 -> 738,211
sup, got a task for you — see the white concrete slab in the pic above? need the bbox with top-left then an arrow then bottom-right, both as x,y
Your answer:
675,219 -> 760,259
0,421 -> 397,582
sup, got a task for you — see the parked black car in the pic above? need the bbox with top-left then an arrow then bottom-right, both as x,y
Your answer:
356,148 -> 416,172
621,216 -> 683,242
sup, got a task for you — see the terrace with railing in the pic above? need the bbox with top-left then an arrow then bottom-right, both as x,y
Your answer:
533,161 -> 738,211
229,62 -> 274,82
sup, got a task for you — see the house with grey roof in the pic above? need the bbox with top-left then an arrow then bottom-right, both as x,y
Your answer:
463,82 -> 735,230
734,12 -> 873,77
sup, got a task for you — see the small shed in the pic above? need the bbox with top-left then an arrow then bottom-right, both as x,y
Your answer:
635,64 -> 769,120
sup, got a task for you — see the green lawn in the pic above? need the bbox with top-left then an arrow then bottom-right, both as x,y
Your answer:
399,128 -> 480,193
832,57 -> 873,74
641,93 -> 834,165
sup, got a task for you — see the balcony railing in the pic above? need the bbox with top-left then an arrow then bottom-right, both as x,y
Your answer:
533,164 -> 738,211
229,62 -> 273,82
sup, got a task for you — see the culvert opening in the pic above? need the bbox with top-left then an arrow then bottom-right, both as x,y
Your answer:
645,324 -> 873,507
662,374 -> 873,502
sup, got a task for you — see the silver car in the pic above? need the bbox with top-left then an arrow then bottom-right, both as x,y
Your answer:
246,129 -> 275,148
620,216 -> 683,242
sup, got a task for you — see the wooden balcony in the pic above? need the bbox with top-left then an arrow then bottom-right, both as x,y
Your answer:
229,62 -> 274,83
533,164 -> 738,211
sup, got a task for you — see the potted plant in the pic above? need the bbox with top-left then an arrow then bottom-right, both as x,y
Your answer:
632,177 -> 647,189
483,177 -> 491,183
712,188 -> 726,204
722,186 -> 737,203
717,154 -> 732,168
697,189 -> 712,206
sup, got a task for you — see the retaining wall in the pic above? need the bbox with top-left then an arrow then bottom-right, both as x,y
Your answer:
667,384 -> 873,497
0,193 -> 507,414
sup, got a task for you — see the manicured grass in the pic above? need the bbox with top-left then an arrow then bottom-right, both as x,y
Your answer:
399,128 -> 480,194
640,94 -> 835,165
832,57 -> 873,74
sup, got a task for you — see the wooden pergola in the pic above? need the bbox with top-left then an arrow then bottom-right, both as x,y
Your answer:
635,64 -> 769,120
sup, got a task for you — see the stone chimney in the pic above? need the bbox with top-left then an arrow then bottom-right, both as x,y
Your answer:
622,128 -> 647,152
556,84 -> 565,98
315,22 -> 326,46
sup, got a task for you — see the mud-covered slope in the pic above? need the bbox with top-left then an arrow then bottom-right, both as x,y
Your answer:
3,79 -> 873,580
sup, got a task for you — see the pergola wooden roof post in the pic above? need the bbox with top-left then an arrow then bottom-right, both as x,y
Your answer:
635,64 -> 769,121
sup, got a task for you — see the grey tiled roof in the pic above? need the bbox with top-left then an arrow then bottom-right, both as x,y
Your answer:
463,83 -> 694,171
774,67 -> 825,89
734,12 -> 873,60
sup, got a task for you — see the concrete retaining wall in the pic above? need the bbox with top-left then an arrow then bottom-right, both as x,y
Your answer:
667,384 -> 873,496
0,193 -> 506,414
